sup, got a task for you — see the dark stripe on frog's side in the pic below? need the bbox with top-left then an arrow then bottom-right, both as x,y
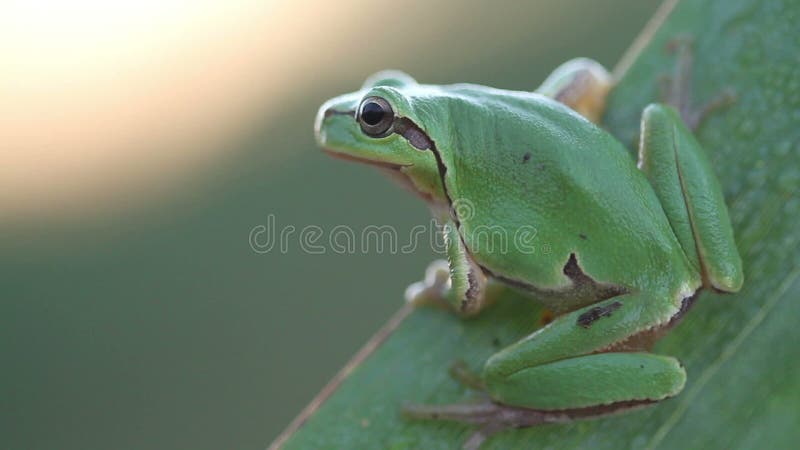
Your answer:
390,116 -> 461,230
576,300 -> 623,328
666,293 -> 698,328
393,117 -> 433,151
390,117 -> 490,307
481,253 -> 627,314
465,270 -> 481,305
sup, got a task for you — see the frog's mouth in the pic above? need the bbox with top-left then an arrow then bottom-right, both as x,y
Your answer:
322,148 -> 411,171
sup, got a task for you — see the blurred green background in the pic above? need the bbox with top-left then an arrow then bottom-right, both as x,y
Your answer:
2,1 -> 659,448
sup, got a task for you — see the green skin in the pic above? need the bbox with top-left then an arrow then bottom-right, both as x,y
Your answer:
315,59 -> 743,419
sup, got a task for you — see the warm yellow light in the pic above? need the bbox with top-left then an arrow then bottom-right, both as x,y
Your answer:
1,1 -> 289,221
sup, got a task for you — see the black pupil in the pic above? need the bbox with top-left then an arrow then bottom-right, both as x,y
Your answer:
361,102 -> 385,125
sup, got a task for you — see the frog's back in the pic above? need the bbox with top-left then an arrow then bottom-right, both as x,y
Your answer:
429,86 -> 696,296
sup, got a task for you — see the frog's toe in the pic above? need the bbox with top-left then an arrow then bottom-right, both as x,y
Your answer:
687,89 -> 736,130
404,260 -> 451,307
449,360 -> 486,391
402,399 -> 495,424
403,281 -> 428,305
424,259 -> 451,287
402,400 -> 573,449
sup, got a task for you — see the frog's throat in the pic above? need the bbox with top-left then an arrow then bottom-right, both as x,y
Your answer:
324,109 -> 459,235
322,148 -> 411,171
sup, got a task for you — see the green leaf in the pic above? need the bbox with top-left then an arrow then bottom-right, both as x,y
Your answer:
272,0 -> 800,448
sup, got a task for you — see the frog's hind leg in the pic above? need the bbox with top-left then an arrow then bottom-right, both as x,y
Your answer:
661,36 -> 735,130
638,104 -> 744,292
404,289 -> 688,448
535,58 -> 612,124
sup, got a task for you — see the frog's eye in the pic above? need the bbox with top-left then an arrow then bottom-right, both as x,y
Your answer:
357,96 -> 394,137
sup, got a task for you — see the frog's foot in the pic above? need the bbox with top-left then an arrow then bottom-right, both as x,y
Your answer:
404,259 -> 453,310
405,233 -> 493,318
402,400 -> 566,450
661,35 -> 736,130
449,360 -> 486,391
402,399 -> 653,450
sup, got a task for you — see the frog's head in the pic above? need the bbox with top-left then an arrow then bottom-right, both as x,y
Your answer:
315,71 -> 447,203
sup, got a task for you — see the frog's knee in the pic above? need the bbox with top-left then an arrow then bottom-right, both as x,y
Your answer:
536,58 -> 612,123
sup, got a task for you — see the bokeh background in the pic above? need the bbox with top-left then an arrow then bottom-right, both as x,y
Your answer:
2,1 -> 660,448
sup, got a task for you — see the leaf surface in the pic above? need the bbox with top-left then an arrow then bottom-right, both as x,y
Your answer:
273,0 -> 800,447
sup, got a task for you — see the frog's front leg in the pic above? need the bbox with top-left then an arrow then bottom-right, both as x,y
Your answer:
405,219 -> 492,316
638,104 -> 744,292
535,57 -> 613,124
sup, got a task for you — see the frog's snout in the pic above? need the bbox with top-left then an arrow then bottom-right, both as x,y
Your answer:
314,97 -> 358,149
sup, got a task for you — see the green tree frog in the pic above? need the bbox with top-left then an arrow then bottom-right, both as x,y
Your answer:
314,53 -> 743,443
